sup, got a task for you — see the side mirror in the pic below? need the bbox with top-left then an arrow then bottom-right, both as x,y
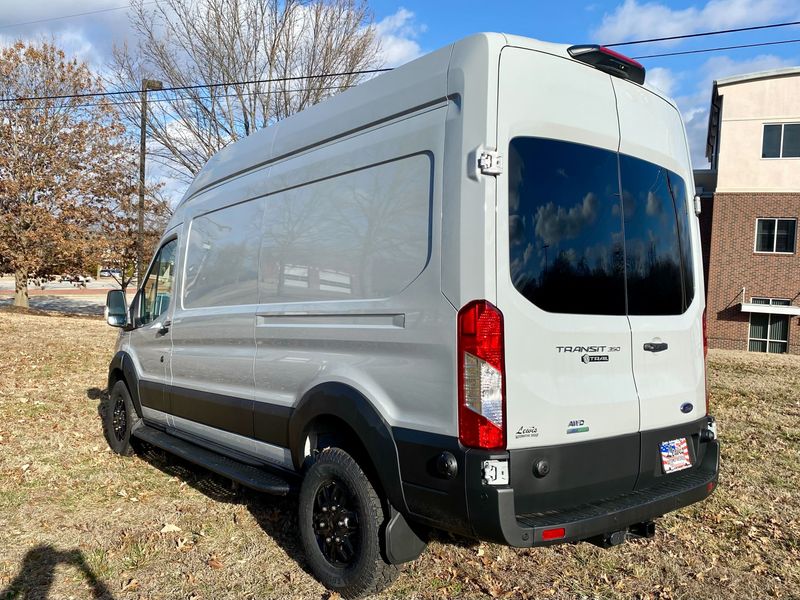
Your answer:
105,289 -> 129,328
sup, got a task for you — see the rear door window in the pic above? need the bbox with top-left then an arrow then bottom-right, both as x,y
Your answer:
508,137 -> 625,315
508,137 -> 694,315
620,154 -> 694,315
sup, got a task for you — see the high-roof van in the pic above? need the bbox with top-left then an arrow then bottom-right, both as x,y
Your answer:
103,33 -> 719,598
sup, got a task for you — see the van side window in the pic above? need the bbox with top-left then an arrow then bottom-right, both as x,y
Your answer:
620,155 -> 691,315
139,239 -> 177,326
259,154 -> 431,303
508,137 -> 626,315
183,199 -> 262,308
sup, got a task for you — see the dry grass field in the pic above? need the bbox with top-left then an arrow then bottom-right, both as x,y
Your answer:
0,309 -> 798,599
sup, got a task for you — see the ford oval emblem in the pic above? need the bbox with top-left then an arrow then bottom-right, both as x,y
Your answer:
680,402 -> 694,414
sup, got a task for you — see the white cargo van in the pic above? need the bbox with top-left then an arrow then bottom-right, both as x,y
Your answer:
103,33 -> 719,598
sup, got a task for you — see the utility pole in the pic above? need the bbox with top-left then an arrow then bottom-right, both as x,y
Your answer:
137,78 -> 163,284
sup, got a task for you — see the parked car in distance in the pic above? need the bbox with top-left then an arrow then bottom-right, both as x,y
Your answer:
100,268 -> 123,277
103,33 -> 719,599
60,274 -> 93,284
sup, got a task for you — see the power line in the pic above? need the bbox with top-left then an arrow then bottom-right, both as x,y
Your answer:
632,37 -> 800,59
0,2 -> 157,30
0,68 -> 392,104
606,19 -> 800,47
7,84 -> 357,111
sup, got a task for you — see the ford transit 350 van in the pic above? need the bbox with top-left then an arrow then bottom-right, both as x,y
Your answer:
103,33 -> 719,598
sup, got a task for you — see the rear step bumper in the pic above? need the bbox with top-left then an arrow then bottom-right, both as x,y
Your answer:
132,424 -> 293,495
469,438 -> 719,547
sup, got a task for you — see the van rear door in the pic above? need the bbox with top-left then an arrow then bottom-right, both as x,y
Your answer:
612,79 -> 706,432
495,47 -> 641,453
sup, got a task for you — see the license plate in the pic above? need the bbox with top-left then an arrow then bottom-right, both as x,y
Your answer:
660,437 -> 692,473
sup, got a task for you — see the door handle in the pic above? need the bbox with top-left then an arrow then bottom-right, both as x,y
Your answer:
157,320 -> 171,336
643,342 -> 668,353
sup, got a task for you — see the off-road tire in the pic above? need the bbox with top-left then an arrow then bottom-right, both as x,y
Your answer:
102,380 -> 138,456
299,447 -> 399,598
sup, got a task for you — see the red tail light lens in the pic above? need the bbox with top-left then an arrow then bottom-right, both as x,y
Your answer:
542,527 -> 566,541
457,300 -> 506,450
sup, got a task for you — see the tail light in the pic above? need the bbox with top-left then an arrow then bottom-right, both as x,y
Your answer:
457,300 -> 506,449
567,45 -> 646,85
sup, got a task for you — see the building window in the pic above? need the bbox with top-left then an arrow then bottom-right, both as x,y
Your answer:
748,298 -> 790,354
762,123 -> 800,158
755,218 -> 796,253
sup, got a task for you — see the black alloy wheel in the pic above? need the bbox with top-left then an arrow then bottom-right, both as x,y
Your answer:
112,394 -> 128,442
102,380 -> 138,456
298,447 -> 399,598
312,479 -> 360,567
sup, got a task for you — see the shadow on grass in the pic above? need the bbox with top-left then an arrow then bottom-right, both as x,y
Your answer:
85,386 -> 477,589
137,444 -> 314,577
87,386 -> 314,580
0,545 -> 116,600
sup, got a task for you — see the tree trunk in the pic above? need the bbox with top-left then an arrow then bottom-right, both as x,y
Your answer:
14,268 -> 29,308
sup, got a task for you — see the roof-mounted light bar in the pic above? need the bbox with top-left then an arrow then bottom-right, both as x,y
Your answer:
567,45 -> 646,85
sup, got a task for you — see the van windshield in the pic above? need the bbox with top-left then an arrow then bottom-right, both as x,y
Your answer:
508,137 -> 694,316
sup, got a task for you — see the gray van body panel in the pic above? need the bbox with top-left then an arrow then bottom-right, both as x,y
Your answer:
111,33 -> 718,548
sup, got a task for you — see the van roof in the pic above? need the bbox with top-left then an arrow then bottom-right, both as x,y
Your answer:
175,33 -> 670,210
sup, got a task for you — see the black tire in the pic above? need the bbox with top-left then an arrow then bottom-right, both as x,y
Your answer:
299,447 -> 399,598
102,380 -> 138,456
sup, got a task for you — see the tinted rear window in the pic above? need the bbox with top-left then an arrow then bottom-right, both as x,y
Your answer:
508,138 -> 625,315
508,137 -> 695,316
621,154 -> 694,315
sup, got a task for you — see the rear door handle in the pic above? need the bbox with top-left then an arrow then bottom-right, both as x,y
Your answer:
643,342 -> 668,353
157,320 -> 171,336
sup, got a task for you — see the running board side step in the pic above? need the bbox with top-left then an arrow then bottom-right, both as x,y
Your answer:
132,424 -> 293,495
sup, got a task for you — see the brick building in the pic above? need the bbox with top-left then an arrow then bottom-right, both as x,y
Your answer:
696,68 -> 800,354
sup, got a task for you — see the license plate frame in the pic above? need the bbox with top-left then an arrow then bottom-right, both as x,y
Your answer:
660,437 -> 692,474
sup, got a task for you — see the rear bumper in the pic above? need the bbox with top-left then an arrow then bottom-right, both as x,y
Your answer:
394,416 -> 720,546
468,437 -> 719,547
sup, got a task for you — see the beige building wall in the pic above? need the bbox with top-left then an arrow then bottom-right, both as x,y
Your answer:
716,75 -> 800,192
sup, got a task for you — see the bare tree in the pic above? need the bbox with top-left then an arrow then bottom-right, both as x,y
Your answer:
111,0 -> 382,183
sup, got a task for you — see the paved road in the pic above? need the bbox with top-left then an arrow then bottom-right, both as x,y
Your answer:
0,295 -> 108,316
0,275 -> 125,293
0,277 -> 136,316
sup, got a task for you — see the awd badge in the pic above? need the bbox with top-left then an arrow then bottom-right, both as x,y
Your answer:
567,419 -> 589,434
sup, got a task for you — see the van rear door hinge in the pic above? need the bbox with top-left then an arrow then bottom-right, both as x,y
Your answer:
478,150 -> 503,175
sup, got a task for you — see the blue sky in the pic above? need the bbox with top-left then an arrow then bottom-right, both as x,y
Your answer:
2,0 -> 799,180
367,0 -> 800,168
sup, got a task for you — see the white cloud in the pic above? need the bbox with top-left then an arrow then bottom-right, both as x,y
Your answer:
374,8 -> 425,68
593,0 -> 800,45
647,66 -> 677,96
0,28 -> 107,74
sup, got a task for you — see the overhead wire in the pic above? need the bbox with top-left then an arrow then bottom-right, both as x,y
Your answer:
0,1 -> 157,30
632,38 -> 800,59
5,84 -> 358,111
0,68 -> 393,104
0,18 -> 799,104
606,19 -> 800,47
